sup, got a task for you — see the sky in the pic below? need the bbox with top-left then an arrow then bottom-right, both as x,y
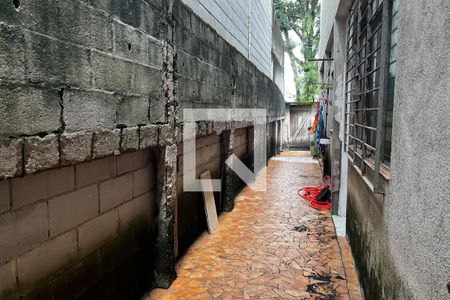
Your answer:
284,30 -> 303,103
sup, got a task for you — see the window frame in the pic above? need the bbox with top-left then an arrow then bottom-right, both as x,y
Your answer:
344,0 -> 394,193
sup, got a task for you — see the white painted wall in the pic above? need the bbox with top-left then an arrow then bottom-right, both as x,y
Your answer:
319,0 -> 339,59
181,0 -> 273,78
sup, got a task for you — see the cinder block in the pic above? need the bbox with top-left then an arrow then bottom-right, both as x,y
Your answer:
197,121 -> 213,136
175,22 -> 200,56
0,139 -> 22,180
0,85 -> 61,137
175,124 -> 183,144
63,89 -> 117,132
42,0 -> 113,51
133,63 -> 164,95
177,51 -> 200,80
24,30 -> 91,88
149,98 -> 167,123
145,0 -> 164,10
178,79 -> 200,108
92,52 -> 162,95
133,166 -> 156,197
196,142 -> 220,166
92,129 -> 121,159
75,156 -> 116,188
112,21 -> 163,67
116,151 -> 145,176
196,133 -> 220,149
0,23 -> 26,81
234,121 -> 248,130
91,52 -> 133,93
60,132 -> 92,166
159,124 -> 174,146
23,134 -> 59,175
17,230 -> 77,290
99,174 -> 133,212
48,185 -> 98,237
80,0 -> 161,37
0,202 -> 48,264
0,180 -> 9,214
120,127 -> 140,153
139,125 -> 159,149
78,208 -> 119,256
148,190 -> 156,218
116,95 -> 149,127
11,166 -> 74,209
118,192 -> 151,231
213,121 -> 228,135
173,3 -> 192,32
0,0 -> 113,52
0,260 -> 17,297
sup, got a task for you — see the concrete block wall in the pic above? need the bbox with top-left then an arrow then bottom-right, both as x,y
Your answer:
0,0 -> 285,295
175,125 -> 252,255
174,2 -> 284,120
249,0 -> 273,76
0,149 -> 157,299
223,127 -> 254,212
172,3 -> 284,255
176,133 -> 223,254
0,0 -> 284,181
180,0 -> 274,78
232,128 -> 250,161
272,15 -> 285,95
0,0 -> 167,179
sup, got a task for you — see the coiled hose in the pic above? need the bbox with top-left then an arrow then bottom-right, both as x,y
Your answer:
297,176 -> 332,211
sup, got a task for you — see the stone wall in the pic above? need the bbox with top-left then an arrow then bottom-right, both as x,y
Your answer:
0,0 -> 285,298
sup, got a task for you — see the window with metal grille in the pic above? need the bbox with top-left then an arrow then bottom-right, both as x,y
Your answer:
344,0 -> 395,191
383,0 -> 398,165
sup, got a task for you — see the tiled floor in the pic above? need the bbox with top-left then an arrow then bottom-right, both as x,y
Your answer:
147,151 -> 363,299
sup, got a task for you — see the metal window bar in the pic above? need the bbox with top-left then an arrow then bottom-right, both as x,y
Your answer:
359,0 -> 370,173
345,0 -> 391,187
346,88 -> 357,94
369,2 -> 384,23
345,1 -> 360,161
373,0 -> 393,192
356,107 -> 378,111
358,87 -> 380,96
355,123 -> 377,131
359,66 -> 380,81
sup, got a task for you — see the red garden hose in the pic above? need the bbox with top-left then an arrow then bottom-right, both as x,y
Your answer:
297,176 -> 332,211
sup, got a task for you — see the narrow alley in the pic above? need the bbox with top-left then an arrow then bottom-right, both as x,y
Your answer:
1,0 -> 448,299
148,151 -> 363,299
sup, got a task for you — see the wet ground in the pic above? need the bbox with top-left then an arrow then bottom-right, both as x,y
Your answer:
147,151 -> 363,299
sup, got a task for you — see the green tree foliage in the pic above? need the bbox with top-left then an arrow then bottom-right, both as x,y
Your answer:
274,0 -> 320,103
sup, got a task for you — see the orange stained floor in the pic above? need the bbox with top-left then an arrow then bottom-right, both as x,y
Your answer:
147,151 -> 363,300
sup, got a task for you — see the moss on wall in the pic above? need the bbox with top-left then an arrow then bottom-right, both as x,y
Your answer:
346,163 -> 413,300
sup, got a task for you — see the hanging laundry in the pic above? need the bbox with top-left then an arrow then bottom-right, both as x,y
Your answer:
315,105 -> 324,149
310,112 -> 319,134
